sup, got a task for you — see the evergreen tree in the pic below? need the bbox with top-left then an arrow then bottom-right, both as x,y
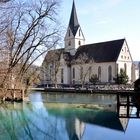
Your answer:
114,69 -> 129,84
89,74 -> 98,85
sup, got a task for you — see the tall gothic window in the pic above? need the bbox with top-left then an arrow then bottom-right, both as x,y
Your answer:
68,41 -> 71,46
80,67 -> 83,80
61,68 -> 64,83
89,66 -> 92,81
73,80 -> 75,85
98,66 -> 101,82
108,66 -> 112,82
78,41 -> 81,46
72,68 -> 75,79
124,63 -> 127,74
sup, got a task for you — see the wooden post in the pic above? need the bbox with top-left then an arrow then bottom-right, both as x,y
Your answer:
117,93 -> 120,105
127,93 -> 130,118
117,93 -> 120,116
136,108 -> 139,118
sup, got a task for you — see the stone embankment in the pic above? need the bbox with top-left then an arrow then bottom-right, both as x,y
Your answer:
89,84 -> 134,91
30,84 -> 134,94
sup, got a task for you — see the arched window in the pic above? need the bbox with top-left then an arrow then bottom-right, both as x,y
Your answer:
72,68 -> 75,79
89,66 -> 92,80
78,41 -> 81,46
73,80 -> 75,85
98,66 -> 101,82
61,68 -> 64,83
68,41 -> 71,46
108,66 -> 112,82
80,67 -> 83,80
124,63 -> 127,74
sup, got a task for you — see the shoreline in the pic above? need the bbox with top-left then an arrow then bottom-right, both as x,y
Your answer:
29,87 -> 137,95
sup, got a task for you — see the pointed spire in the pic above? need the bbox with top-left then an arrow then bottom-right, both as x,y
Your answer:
69,0 -> 80,36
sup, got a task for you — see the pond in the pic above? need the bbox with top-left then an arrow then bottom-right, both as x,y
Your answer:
0,92 -> 140,140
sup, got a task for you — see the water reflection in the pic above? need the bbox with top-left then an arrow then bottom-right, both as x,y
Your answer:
65,117 -> 85,140
0,92 -> 139,140
117,93 -> 140,118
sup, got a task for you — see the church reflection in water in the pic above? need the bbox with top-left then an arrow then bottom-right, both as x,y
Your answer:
0,92 -> 140,140
45,93 -> 140,139
47,104 -> 129,140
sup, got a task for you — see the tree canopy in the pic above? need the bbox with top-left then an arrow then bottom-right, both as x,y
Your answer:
114,69 -> 129,84
0,0 -> 61,89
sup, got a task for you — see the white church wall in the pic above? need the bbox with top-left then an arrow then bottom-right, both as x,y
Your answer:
56,66 -> 70,85
71,62 -> 116,84
64,66 -> 71,84
58,55 -> 71,84
94,62 -> 116,83
55,53 -> 72,84
71,64 -> 81,84
71,64 -> 91,84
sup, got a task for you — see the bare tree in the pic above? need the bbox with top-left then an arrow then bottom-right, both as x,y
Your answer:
0,0 -> 61,99
41,49 -> 63,88
74,53 -> 93,87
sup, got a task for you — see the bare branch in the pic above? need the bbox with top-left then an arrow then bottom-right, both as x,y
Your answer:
0,0 -> 62,90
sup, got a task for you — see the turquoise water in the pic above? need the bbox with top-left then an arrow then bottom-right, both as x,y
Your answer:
0,92 -> 140,140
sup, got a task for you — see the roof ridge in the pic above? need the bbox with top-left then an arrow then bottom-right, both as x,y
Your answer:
75,38 -> 125,62
80,38 -> 125,47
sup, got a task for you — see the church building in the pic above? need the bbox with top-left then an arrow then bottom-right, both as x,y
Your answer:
41,1 -> 134,85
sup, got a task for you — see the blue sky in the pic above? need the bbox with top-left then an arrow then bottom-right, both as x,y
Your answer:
60,0 -> 140,61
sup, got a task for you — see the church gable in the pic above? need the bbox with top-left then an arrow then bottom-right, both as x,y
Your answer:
64,27 -> 74,41
117,40 -> 133,62
75,27 -> 85,41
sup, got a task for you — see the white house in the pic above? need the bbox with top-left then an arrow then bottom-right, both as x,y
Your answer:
41,1 -> 135,85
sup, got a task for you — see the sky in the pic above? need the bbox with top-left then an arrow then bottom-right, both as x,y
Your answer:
59,0 -> 140,61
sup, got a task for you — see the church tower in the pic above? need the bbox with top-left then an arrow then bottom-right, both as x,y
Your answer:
64,0 -> 85,55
